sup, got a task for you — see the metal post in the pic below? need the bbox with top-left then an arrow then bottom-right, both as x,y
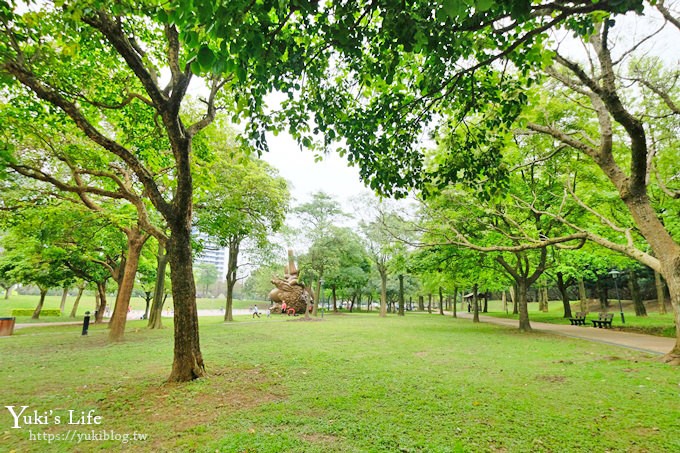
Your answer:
82,311 -> 91,336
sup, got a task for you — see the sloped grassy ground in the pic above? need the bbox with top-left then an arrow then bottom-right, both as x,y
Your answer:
1,313 -> 678,452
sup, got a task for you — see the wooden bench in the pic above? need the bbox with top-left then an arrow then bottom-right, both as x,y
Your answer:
591,313 -> 613,328
569,312 -> 587,326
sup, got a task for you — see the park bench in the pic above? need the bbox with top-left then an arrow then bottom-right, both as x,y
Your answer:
569,312 -> 587,326
591,313 -> 613,328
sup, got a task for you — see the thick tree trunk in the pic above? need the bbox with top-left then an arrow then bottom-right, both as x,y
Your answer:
379,269 -> 387,317
59,287 -> 68,315
167,227 -> 206,382
427,294 -> 432,314
556,272 -> 572,318
2,284 -> 10,299
69,284 -> 85,318
109,230 -> 148,342
655,271 -> 667,314
224,239 -> 239,322
32,288 -> 48,319
418,295 -> 424,311
627,270 -> 647,317
148,242 -> 169,329
662,272 -> 680,364
482,291 -> 488,313
517,279 -> 531,331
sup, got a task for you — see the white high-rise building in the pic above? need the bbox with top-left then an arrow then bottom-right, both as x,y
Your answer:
193,231 -> 227,281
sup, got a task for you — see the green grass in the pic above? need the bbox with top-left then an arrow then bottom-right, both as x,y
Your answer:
476,299 -> 677,338
1,312 -> 679,452
0,294 -> 262,324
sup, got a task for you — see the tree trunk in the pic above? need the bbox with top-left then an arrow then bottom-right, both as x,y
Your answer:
578,276 -> 587,313
143,291 -> 152,320
94,286 -> 102,323
510,285 -> 518,314
627,269 -> 647,317
655,270 -> 667,315
313,277 -> 322,317
167,225 -> 206,382
3,284 -> 11,299
332,286 -> 338,312
427,294 -> 432,314
418,295 -> 424,311
59,287 -> 68,315
472,284 -> 480,323
541,287 -> 549,313
69,283 -> 86,318
109,229 -> 149,342
482,291 -> 488,313
224,238 -> 239,322
502,290 -> 507,314
596,279 -> 608,310
452,287 -> 457,318
556,272 -> 572,318
32,288 -> 48,319
379,268 -> 387,317
148,242 -> 169,329
398,275 -> 405,316
438,287 -> 444,315
517,279 -> 531,331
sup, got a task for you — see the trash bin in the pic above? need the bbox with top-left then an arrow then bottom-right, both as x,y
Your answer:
0,317 -> 16,336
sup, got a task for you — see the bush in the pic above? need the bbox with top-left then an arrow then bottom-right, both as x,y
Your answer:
11,309 -> 61,317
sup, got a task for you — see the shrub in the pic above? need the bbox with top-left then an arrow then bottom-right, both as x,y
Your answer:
11,309 -> 61,317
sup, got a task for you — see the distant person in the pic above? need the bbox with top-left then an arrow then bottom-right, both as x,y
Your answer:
281,301 -> 287,315
252,305 -> 261,319
266,307 -> 271,318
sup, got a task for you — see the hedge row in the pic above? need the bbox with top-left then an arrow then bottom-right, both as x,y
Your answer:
11,309 -> 62,317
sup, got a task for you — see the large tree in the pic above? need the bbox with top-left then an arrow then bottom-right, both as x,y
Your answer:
195,144 -> 289,322
0,1 -> 319,381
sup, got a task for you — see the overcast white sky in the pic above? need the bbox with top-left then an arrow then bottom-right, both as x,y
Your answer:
261,131 -> 372,210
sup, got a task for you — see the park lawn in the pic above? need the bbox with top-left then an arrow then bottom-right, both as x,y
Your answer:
0,294 -> 260,324
476,299 -> 677,338
1,313 -> 679,452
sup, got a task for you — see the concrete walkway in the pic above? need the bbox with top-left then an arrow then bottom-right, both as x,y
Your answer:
456,312 -> 675,355
11,308 -> 253,331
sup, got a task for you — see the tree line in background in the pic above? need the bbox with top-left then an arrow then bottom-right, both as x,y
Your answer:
1,0 -> 678,382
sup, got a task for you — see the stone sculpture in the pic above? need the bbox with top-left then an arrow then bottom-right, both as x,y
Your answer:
268,250 -> 313,315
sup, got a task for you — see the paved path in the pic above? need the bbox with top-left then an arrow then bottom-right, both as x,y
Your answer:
11,309 -> 253,331
456,312 -> 675,355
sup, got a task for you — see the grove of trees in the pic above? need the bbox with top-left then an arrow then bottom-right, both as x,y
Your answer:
1,0 -> 678,384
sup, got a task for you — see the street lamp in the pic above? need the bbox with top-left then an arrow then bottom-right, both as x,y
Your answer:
609,270 -> 625,324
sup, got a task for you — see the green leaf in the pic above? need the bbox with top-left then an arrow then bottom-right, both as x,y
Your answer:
441,0 -> 467,19
197,46 -> 215,70
475,0 -> 495,12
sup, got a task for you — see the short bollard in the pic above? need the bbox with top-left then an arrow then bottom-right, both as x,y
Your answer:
82,311 -> 91,336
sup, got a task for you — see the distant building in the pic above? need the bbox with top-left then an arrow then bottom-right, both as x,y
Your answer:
193,231 -> 227,281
